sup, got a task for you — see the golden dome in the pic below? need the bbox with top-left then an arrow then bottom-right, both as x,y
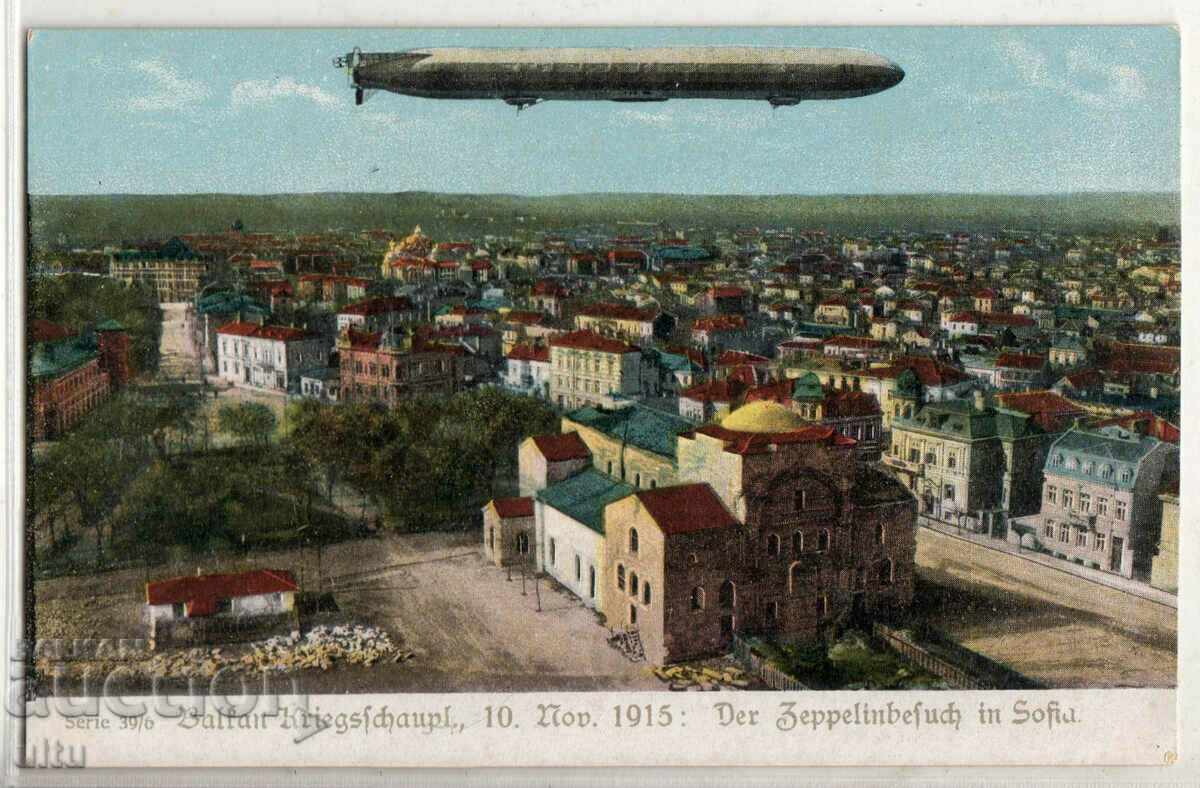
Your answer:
719,400 -> 806,433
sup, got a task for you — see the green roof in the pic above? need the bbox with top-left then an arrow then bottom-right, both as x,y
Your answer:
566,404 -> 694,458
650,348 -> 700,374
535,469 -> 635,534
791,372 -> 824,401
29,336 -> 98,380
897,399 -> 1035,441
194,291 -> 269,315
94,318 -> 126,332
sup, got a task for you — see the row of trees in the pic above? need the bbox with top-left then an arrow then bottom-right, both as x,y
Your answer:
287,388 -> 558,531
27,273 -> 163,376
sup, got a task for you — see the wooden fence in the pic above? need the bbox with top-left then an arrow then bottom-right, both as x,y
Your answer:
730,633 -> 809,692
872,622 -> 985,689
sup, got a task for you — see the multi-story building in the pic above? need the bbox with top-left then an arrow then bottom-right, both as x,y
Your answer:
336,324 -> 474,407
1036,424 -> 1178,579
336,297 -> 418,333
108,238 -> 208,303
548,330 -> 651,410
1150,485 -> 1178,593
491,400 -> 917,665
29,319 -> 131,440
884,384 -> 1077,536
216,322 -> 329,393
573,303 -> 675,343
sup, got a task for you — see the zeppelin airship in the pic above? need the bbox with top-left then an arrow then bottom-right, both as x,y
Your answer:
333,47 -> 904,109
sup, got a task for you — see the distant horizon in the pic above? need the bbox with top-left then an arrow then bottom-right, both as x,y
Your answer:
27,189 -> 1183,199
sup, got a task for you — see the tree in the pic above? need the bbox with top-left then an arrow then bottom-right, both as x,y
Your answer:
217,402 -> 277,448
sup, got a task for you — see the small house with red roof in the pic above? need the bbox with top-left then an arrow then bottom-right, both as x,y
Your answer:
518,431 -> 593,496
145,568 -> 298,648
482,497 -> 536,568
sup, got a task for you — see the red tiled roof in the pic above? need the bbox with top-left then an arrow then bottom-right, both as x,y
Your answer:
823,389 -> 881,418
996,391 -> 1083,416
743,379 -> 792,405
491,496 -> 534,518
576,302 -> 661,322
505,310 -> 547,325
681,379 -> 746,403
995,353 -> 1046,370
146,569 -> 297,617
531,432 -> 590,461
824,335 -> 884,349
1089,411 -> 1179,444
864,356 -> 970,387
507,342 -> 550,362
635,484 -> 739,535
531,279 -> 569,297
691,314 -> 746,332
217,321 -> 320,341
665,346 -> 706,366
708,286 -> 749,298
549,329 -> 639,353
31,318 -> 76,342
339,297 -> 414,316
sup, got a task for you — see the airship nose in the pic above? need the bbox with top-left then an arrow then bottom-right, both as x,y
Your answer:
886,61 -> 905,87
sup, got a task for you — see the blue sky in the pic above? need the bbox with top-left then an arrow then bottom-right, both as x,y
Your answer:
26,27 -> 1179,195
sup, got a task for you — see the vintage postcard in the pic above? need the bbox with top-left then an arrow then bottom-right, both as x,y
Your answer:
7,20 -> 1186,778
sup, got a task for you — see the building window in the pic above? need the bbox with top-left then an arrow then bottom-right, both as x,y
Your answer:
1080,493 -> 1091,513
643,583 -> 651,605
1059,525 -> 1069,543
795,488 -> 807,510
1047,485 -> 1057,504
816,595 -> 828,618
617,564 -> 625,590
766,600 -> 778,622
792,532 -> 803,553
1096,532 -> 1106,552
549,538 -> 556,565
574,555 -> 581,581
629,529 -> 639,553
909,448 -> 919,463
1075,528 -> 1088,547
766,534 -> 780,557
1120,468 -> 1132,484
1084,461 -> 1095,475
488,527 -> 494,552
649,479 -> 656,489
687,553 -> 698,565
630,572 -> 639,596
691,586 -> 705,610
607,460 -> 613,475
630,604 -> 637,625
947,454 -> 956,469
925,451 -> 936,465
878,559 -> 893,585
944,485 -> 955,501
634,473 -> 641,488
516,532 -> 529,554
1062,489 -> 1073,509
718,580 -> 735,609
1044,521 -> 1055,538
817,531 -> 830,552
1101,464 -> 1114,480
1116,500 -> 1127,521
1053,453 -> 1064,467
874,522 -> 885,544
1097,498 -> 1108,516
589,566 -> 596,597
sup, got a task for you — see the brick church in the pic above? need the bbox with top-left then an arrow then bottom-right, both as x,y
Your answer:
484,400 -> 917,665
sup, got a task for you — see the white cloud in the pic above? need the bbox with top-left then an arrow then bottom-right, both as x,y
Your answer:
125,59 -> 211,112
229,76 -> 340,110
996,38 -> 1148,110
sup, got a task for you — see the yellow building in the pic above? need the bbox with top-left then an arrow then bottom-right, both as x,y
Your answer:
1150,487 -> 1178,594
549,330 -> 648,410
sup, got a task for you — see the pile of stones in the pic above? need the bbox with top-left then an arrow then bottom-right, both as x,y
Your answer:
652,662 -> 752,691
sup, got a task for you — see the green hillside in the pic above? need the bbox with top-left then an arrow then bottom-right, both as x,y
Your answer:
28,191 -> 1180,246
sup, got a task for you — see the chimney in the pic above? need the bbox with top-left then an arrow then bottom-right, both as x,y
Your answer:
973,389 -> 986,411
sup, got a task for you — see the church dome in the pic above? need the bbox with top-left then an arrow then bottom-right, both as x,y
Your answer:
720,400 -> 806,433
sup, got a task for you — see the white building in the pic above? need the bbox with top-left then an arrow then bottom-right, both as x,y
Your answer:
503,342 -> 552,399
216,321 -> 329,393
145,569 -> 298,623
